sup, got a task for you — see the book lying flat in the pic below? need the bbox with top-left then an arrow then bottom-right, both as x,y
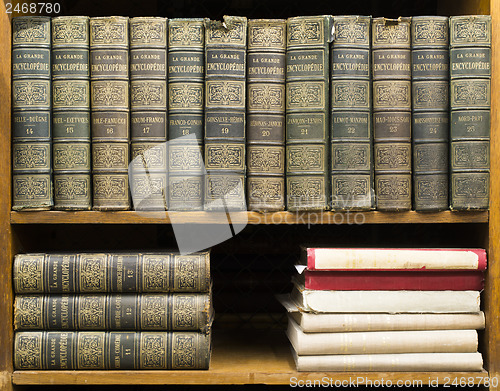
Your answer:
291,282 -> 481,313
287,317 -> 478,355
278,294 -> 485,332
296,269 -> 485,290
292,350 -> 484,372
300,247 -> 487,270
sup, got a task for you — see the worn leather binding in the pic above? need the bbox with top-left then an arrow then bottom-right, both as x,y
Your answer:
167,18 -> 205,211
129,17 -> 168,211
51,16 -> 91,210
12,16 -> 53,210
286,15 -> 332,211
246,19 -> 286,212
411,16 -> 450,211
14,293 -> 212,332
372,17 -> 412,211
450,15 -> 491,210
330,15 -> 374,211
90,16 -> 130,210
14,330 -> 211,369
13,252 -> 211,293
204,16 -> 247,211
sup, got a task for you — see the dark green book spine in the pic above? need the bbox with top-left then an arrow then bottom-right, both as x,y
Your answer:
90,16 -> 130,210
14,293 -> 212,332
51,16 -> 91,210
129,17 -> 168,211
411,16 -> 449,211
167,19 -> 205,211
330,15 -> 373,211
372,17 -> 412,211
12,16 -> 53,211
14,331 -> 211,369
286,15 -> 332,211
246,19 -> 286,212
450,15 -> 491,210
204,16 -> 247,211
13,252 -> 211,293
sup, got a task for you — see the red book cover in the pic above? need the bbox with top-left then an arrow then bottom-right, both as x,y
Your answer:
300,270 -> 485,291
301,248 -> 487,271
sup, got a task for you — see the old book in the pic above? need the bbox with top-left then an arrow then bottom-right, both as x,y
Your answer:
167,18 -> 205,211
411,16 -> 449,211
294,269 -> 484,290
287,317 -> 478,355
286,15 -> 332,211
129,17 -> 168,211
372,17 -> 412,211
450,16 -> 491,210
292,351 -> 483,372
12,16 -> 53,210
300,247 -> 487,270
330,15 -> 374,211
278,294 -> 485,332
291,283 -> 481,313
13,251 -> 211,293
246,19 -> 286,212
14,293 -> 212,332
51,16 -> 92,210
90,16 -> 130,210
14,330 -> 211,369
204,16 -> 247,211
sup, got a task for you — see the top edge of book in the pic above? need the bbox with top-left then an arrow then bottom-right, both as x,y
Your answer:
300,247 -> 487,270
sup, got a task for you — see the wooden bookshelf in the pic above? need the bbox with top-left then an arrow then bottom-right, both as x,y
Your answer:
1,0 -> 499,389
12,331 -> 490,385
10,210 -> 489,224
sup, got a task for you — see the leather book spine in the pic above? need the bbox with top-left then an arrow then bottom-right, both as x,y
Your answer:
450,15 -> 491,210
167,19 -> 205,210
14,293 -> 211,331
372,17 -> 412,211
51,16 -> 91,210
14,331 -> 211,369
12,16 -> 53,210
411,16 -> 449,211
330,15 -> 374,210
90,16 -> 130,210
129,17 -> 168,211
14,251 -> 211,293
286,15 -> 332,211
204,16 -> 247,211
246,19 -> 286,212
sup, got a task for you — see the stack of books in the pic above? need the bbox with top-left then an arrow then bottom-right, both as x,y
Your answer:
281,247 -> 486,371
13,251 -> 212,369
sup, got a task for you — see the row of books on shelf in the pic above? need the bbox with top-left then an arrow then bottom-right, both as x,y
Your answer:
12,14 -> 490,213
281,247 -> 486,371
13,251 -> 213,369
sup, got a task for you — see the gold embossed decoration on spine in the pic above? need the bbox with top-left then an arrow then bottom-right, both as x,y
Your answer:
246,19 -> 286,212
411,17 -> 449,211
168,19 -> 205,210
450,16 -> 491,210
286,15 -> 332,211
372,17 -> 412,211
204,16 -> 247,211
12,16 -> 53,210
331,15 -> 374,211
52,16 -> 92,210
129,17 -> 168,211
90,16 -> 130,210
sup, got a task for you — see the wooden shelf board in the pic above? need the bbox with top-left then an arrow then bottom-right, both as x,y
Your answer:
12,331 -> 489,385
10,210 -> 489,225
